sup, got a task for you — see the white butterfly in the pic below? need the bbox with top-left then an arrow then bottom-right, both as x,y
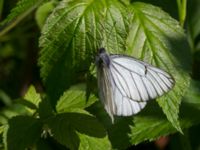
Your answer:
96,48 -> 175,122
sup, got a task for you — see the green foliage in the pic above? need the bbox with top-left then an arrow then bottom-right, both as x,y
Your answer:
38,0 -> 129,105
187,0 -> 200,51
24,85 -> 41,107
0,0 -> 46,36
78,133 -> 111,150
56,83 -> 97,113
47,112 -> 109,150
35,2 -> 55,29
6,116 -> 42,150
23,85 -> 42,112
0,85 -> 109,150
127,2 -> 191,132
0,0 -> 200,149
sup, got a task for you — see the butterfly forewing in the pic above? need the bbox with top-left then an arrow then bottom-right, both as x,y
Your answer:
110,56 -> 174,101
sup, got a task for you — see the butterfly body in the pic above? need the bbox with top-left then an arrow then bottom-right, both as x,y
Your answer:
96,48 -> 174,122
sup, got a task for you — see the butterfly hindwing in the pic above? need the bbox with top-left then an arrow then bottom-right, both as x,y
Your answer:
98,63 -> 147,120
97,65 -> 116,121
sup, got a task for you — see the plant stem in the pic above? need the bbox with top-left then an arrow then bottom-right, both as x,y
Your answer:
0,0 -> 4,19
176,0 -> 187,27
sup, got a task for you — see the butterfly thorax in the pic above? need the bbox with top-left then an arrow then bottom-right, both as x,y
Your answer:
96,48 -> 111,68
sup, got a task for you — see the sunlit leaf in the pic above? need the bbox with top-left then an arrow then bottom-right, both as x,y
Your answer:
56,84 -> 97,113
39,0 -> 128,105
126,2 -> 191,132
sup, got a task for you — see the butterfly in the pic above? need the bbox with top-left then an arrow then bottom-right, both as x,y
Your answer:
95,48 -> 175,122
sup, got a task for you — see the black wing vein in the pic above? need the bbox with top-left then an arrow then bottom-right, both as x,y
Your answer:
130,72 -> 143,101
147,70 -> 166,93
111,64 -> 132,97
113,61 -> 143,77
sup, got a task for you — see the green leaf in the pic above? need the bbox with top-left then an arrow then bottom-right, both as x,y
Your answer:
108,103 -> 200,149
46,112 -> 106,150
86,101 -> 113,128
15,98 -> 37,110
38,98 -> 54,119
78,133 -> 111,150
24,85 -> 41,107
0,90 -> 12,106
119,0 -> 130,5
6,116 -> 42,150
126,2 -> 191,132
187,0 -> 200,51
129,105 -> 199,145
23,85 -> 41,113
56,83 -> 97,113
107,80 -> 200,148
2,124 -> 8,150
0,0 -> 45,36
35,2 -> 55,29
129,100 -> 200,146
134,0 -> 179,20
39,0 -> 128,105
108,116 -> 135,149
187,0 -> 200,41
0,125 -> 5,134
0,104 -> 28,124
183,80 -> 200,109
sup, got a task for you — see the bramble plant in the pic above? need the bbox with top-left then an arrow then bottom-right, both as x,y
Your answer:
0,0 -> 200,149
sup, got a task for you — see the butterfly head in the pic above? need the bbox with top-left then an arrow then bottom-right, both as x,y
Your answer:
98,48 -> 106,54
95,48 -> 111,68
